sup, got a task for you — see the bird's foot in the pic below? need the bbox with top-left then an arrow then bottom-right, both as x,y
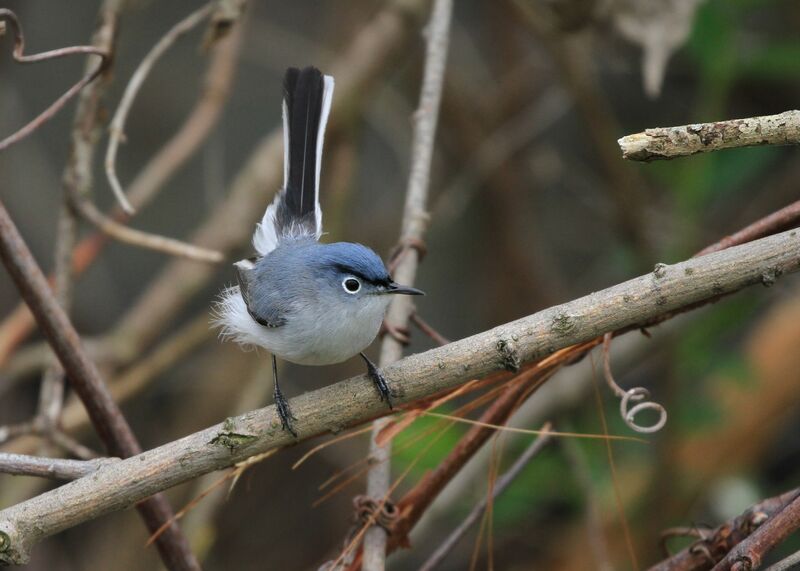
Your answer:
362,355 -> 395,409
274,390 -> 298,437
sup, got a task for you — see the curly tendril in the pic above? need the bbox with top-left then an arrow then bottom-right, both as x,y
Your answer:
602,333 -> 668,433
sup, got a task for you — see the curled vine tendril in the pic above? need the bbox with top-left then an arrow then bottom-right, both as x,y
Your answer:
602,333 -> 668,433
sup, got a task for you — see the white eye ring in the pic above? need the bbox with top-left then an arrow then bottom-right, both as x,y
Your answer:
342,277 -> 361,294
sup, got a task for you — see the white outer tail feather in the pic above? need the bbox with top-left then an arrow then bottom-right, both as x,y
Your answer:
252,74 -> 335,257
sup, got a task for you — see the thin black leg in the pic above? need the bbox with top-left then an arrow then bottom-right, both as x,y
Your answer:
360,352 -> 394,409
272,354 -> 297,437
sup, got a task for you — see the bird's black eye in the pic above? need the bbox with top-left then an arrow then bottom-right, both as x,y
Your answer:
343,277 -> 361,294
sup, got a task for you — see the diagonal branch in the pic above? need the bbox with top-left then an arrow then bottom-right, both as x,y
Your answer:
648,488 -> 800,571
711,490 -> 800,571
0,200 -> 199,570
618,110 -> 800,162
0,226 -> 797,565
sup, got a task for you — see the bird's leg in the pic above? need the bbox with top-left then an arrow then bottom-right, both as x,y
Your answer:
360,352 -> 394,409
272,354 -> 297,437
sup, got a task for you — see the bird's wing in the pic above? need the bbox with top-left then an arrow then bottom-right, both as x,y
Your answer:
234,258 -> 287,328
252,67 -> 335,256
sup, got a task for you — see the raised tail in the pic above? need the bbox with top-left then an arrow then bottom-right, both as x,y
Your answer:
253,67 -> 334,256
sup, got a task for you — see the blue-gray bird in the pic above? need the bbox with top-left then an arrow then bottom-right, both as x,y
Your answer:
215,67 -> 423,436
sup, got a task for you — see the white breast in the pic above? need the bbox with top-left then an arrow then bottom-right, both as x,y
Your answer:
214,286 -> 390,366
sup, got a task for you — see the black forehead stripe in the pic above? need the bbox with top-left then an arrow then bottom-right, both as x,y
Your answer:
333,263 -> 391,285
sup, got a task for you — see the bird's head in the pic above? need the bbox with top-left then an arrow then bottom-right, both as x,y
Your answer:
311,242 -> 424,307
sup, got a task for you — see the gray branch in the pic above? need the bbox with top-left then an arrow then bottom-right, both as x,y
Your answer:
0,228 -> 799,565
364,0 -> 452,568
0,453 -> 119,480
618,110 -> 800,161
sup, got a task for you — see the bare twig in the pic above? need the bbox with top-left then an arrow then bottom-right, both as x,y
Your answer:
382,367 -> 557,567
36,0 -> 125,440
32,314 -> 212,453
0,422 -> 35,445
0,9 -> 109,151
619,110 -> 800,162
648,488 -> 800,571
410,313 -> 450,346
123,17 -> 243,213
419,423 -> 554,571
69,2 -> 228,263
0,227 -> 798,564
46,430 -> 98,460
364,1 -> 452,569
711,490 -> 800,571
0,453 -> 119,480
68,197 -> 224,263
36,211 -> 74,432
0,21 -> 244,367
0,419 -> 97,460
105,2 -> 216,214
763,549 -> 800,571
697,199 -> 800,257
0,200 -> 200,570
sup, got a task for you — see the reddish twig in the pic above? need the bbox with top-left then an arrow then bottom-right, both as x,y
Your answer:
419,422 -> 554,571
611,198 -> 800,339
711,490 -> 800,571
0,9 -> 109,151
0,200 -> 200,570
394,370 -> 548,551
696,199 -> 800,257
648,488 -> 799,571
410,312 -> 450,346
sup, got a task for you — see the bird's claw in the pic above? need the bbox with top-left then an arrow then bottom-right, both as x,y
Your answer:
274,390 -> 298,437
364,360 -> 394,409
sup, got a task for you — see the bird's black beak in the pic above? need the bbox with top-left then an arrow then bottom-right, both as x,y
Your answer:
386,282 -> 425,296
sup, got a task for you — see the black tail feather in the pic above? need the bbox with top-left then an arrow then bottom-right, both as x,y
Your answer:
282,66 -> 324,222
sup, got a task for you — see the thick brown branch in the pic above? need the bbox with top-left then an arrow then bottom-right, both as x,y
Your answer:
0,200 -> 199,570
648,488 -> 800,571
0,21 -> 243,367
0,227 -> 797,565
711,490 -> 800,571
619,110 -> 800,162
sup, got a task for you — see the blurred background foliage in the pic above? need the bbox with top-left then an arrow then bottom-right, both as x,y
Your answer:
0,0 -> 799,569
